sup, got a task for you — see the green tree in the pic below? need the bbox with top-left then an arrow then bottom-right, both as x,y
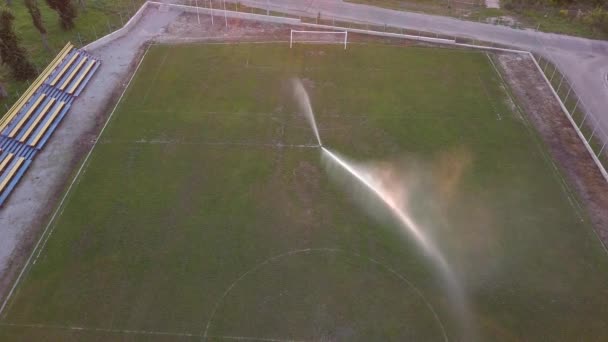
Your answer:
24,0 -> 50,51
45,0 -> 77,30
0,8 -> 36,80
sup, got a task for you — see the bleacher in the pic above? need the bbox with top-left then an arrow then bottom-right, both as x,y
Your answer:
0,42 -> 100,207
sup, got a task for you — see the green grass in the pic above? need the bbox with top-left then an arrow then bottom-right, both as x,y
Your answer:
515,8 -> 608,39
1,43 -> 608,341
1,0 -> 145,106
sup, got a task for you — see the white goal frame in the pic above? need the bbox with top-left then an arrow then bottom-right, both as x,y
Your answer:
290,30 -> 348,49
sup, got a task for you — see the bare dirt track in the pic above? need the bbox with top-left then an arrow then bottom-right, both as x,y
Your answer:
496,53 -> 608,248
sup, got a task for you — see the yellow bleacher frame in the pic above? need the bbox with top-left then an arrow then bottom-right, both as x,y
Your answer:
0,43 -> 73,132
30,102 -> 65,147
8,94 -> 47,138
68,60 -> 96,94
59,57 -> 88,91
0,157 -> 24,193
50,51 -> 80,87
20,100 -> 62,143
0,153 -> 14,173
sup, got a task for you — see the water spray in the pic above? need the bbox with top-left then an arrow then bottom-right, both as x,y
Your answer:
291,78 -> 323,147
291,77 -> 474,339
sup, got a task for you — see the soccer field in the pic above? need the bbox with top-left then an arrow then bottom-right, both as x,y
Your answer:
1,43 -> 608,341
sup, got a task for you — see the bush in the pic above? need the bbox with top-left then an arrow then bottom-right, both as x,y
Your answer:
584,6 -> 608,33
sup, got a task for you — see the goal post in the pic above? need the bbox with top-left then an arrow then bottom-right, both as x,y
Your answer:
290,30 -> 348,49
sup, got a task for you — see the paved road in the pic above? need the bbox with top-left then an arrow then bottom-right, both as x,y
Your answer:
231,0 -> 608,144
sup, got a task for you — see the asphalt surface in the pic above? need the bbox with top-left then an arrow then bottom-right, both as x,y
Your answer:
230,0 -> 608,144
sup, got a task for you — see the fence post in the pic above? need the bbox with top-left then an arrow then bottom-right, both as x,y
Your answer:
556,75 -> 564,93
223,0 -> 227,29
196,0 -> 200,25
543,59 -> 549,73
599,142 -> 607,156
93,25 -> 97,39
564,84 -> 572,103
209,0 -> 214,25
78,32 -> 83,46
579,110 -> 588,129
107,19 -> 112,33
588,123 -> 598,143
572,99 -> 580,116
549,67 -> 557,83
119,12 -> 124,26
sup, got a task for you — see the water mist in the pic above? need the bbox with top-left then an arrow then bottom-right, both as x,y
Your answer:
291,77 -> 475,340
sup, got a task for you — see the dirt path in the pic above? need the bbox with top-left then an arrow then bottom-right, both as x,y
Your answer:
496,53 -> 608,248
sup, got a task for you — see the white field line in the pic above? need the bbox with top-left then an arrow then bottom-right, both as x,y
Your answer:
103,139 -> 319,149
201,248 -> 447,342
0,322 -> 300,341
476,73 -> 501,120
208,335 -> 305,342
140,49 -> 170,105
0,322 -> 199,338
0,46 -> 152,319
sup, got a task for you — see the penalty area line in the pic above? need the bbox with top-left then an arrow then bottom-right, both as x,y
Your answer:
0,45 -> 152,318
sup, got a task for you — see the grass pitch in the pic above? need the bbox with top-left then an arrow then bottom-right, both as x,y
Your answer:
1,43 -> 608,341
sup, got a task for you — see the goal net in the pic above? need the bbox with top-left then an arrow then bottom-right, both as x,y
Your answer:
290,30 -> 348,49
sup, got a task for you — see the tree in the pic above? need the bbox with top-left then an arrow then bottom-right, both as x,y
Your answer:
0,8 -> 36,80
24,0 -> 50,52
45,0 -> 77,30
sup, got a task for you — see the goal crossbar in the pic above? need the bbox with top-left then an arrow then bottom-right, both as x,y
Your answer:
290,30 -> 348,49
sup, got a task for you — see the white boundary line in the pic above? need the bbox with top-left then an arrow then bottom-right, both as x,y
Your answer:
0,45 -> 152,318
0,322 -> 300,341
